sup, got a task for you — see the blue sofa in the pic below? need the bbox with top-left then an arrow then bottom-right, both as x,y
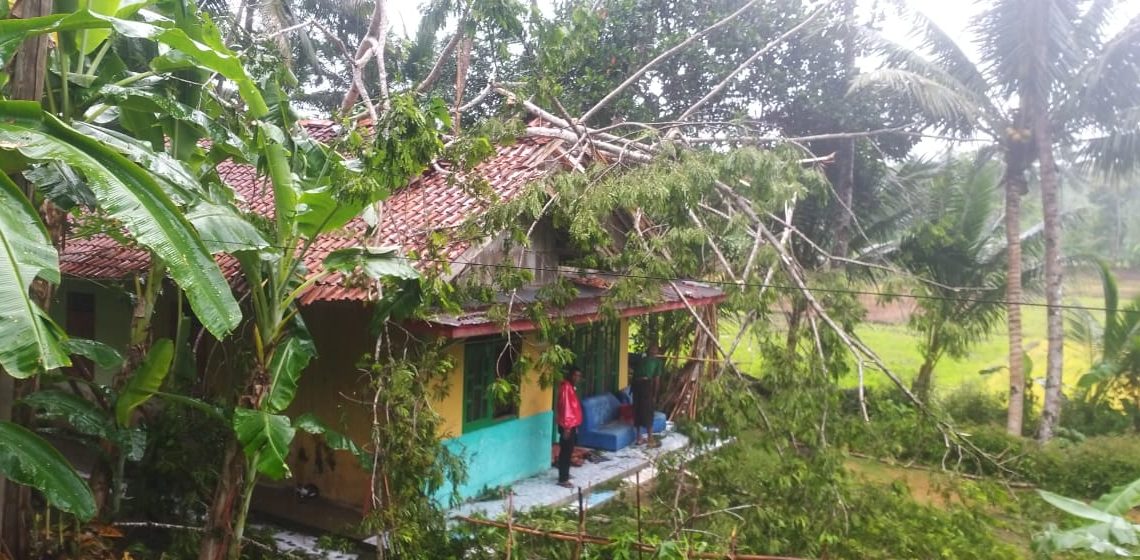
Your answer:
578,393 -> 635,451
578,393 -> 668,451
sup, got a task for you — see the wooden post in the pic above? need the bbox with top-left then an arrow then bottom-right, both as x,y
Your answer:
573,489 -> 585,560
505,490 -> 514,560
636,470 -> 643,560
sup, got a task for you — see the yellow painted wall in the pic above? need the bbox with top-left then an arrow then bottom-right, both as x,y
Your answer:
281,303 -> 375,511
434,344 -> 465,439
618,318 -> 630,389
519,334 -> 553,417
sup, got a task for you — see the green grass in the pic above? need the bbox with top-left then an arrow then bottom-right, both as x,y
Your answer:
721,271 -> 1133,400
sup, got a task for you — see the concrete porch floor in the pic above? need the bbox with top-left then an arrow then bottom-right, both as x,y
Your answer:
449,430 -> 691,520
260,430 -> 712,556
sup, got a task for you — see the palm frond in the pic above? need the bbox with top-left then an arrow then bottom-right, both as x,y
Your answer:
1074,0 -> 1121,47
1091,259 -> 1121,349
891,1 -> 995,113
1082,114 -> 1140,179
975,0 -> 1081,102
1075,13 -> 1140,126
850,69 -> 982,127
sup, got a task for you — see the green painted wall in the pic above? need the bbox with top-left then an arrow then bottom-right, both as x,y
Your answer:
437,411 -> 554,503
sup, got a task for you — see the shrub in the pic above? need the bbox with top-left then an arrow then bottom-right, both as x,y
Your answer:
1060,398 -> 1133,437
955,423 -> 1038,477
1032,435 -> 1140,498
939,383 -> 1008,426
834,388 -> 946,464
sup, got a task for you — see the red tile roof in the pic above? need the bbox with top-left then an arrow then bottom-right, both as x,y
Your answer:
61,122 -> 563,304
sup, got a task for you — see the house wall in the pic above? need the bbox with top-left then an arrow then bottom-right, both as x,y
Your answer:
52,279 -> 133,383
453,221 -> 561,286
437,411 -> 553,502
433,332 -> 554,502
269,309 -> 635,509
280,302 -> 375,510
433,318 -> 630,502
434,344 -> 466,439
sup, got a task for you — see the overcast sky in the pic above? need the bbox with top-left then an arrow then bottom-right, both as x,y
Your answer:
387,0 -> 979,56
389,0 -> 1139,66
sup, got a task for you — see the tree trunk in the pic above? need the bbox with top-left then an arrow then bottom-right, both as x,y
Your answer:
830,0 -> 857,259
1036,112 -> 1065,442
913,357 -> 936,402
1005,179 -> 1025,436
832,139 -> 856,258
196,440 -> 246,560
340,0 -> 388,114
1,2 -> 54,555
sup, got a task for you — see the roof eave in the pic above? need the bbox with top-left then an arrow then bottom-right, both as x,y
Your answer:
407,292 -> 726,339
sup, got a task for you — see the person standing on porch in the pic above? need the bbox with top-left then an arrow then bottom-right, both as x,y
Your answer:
556,367 -> 584,488
632,344 -> 663,446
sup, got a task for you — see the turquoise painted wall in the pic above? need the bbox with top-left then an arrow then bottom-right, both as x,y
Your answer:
437,411 -> 553,503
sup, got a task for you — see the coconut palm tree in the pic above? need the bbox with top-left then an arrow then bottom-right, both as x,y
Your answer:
868,157 -> 1043,401
851,6 -> 1036,435
854,0 -> 1140,440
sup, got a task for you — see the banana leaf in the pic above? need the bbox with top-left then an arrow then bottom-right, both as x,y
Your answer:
0,421 -> 96,520
0,101 -> 241,338
0,172 -> 69,378
233,408 -> 295,480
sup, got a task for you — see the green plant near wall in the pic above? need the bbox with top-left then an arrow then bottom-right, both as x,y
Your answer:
361,337 -> 468,558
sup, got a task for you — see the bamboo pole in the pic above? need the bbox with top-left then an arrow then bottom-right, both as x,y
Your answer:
573,489 -> 586,560
505,491 -> 514,560
636,470 -> 644,560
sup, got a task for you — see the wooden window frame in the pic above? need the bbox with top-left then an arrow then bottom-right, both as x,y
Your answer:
462,335 -> 521,433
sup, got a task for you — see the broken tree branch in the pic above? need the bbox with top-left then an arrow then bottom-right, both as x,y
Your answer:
688,208 -> 739,283
415,10 -> 471,95
524,126 -> 653,163
710,178 -> 1013,473
667,5 -> 828,134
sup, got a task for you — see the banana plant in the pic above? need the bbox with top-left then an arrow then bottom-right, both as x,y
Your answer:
2,7 -> 435,556
201,88 -> 432,558
1068,261 -> 1140,408
0,0 -> 262,522
1035,479 -> 1140,556
18,338 -> 170,517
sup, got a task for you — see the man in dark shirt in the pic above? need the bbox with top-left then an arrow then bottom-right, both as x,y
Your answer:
632,349 -> 662,446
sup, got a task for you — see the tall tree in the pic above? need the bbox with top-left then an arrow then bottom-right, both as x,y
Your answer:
855,0 -> 1139,437
873,158 -> 1042,401
853,7 -> 1032,433
977,0 -> 1140,440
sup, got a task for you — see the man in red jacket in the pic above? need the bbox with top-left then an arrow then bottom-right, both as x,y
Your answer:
556,367 -> 584,487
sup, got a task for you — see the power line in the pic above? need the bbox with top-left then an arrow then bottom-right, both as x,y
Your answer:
59,237 -> 1121,315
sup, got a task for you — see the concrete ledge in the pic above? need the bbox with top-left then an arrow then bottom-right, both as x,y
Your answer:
450,431 -> 694,519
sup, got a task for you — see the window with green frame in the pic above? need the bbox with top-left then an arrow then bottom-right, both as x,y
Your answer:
462,335 -> 520,433
567,321 -> 621,396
